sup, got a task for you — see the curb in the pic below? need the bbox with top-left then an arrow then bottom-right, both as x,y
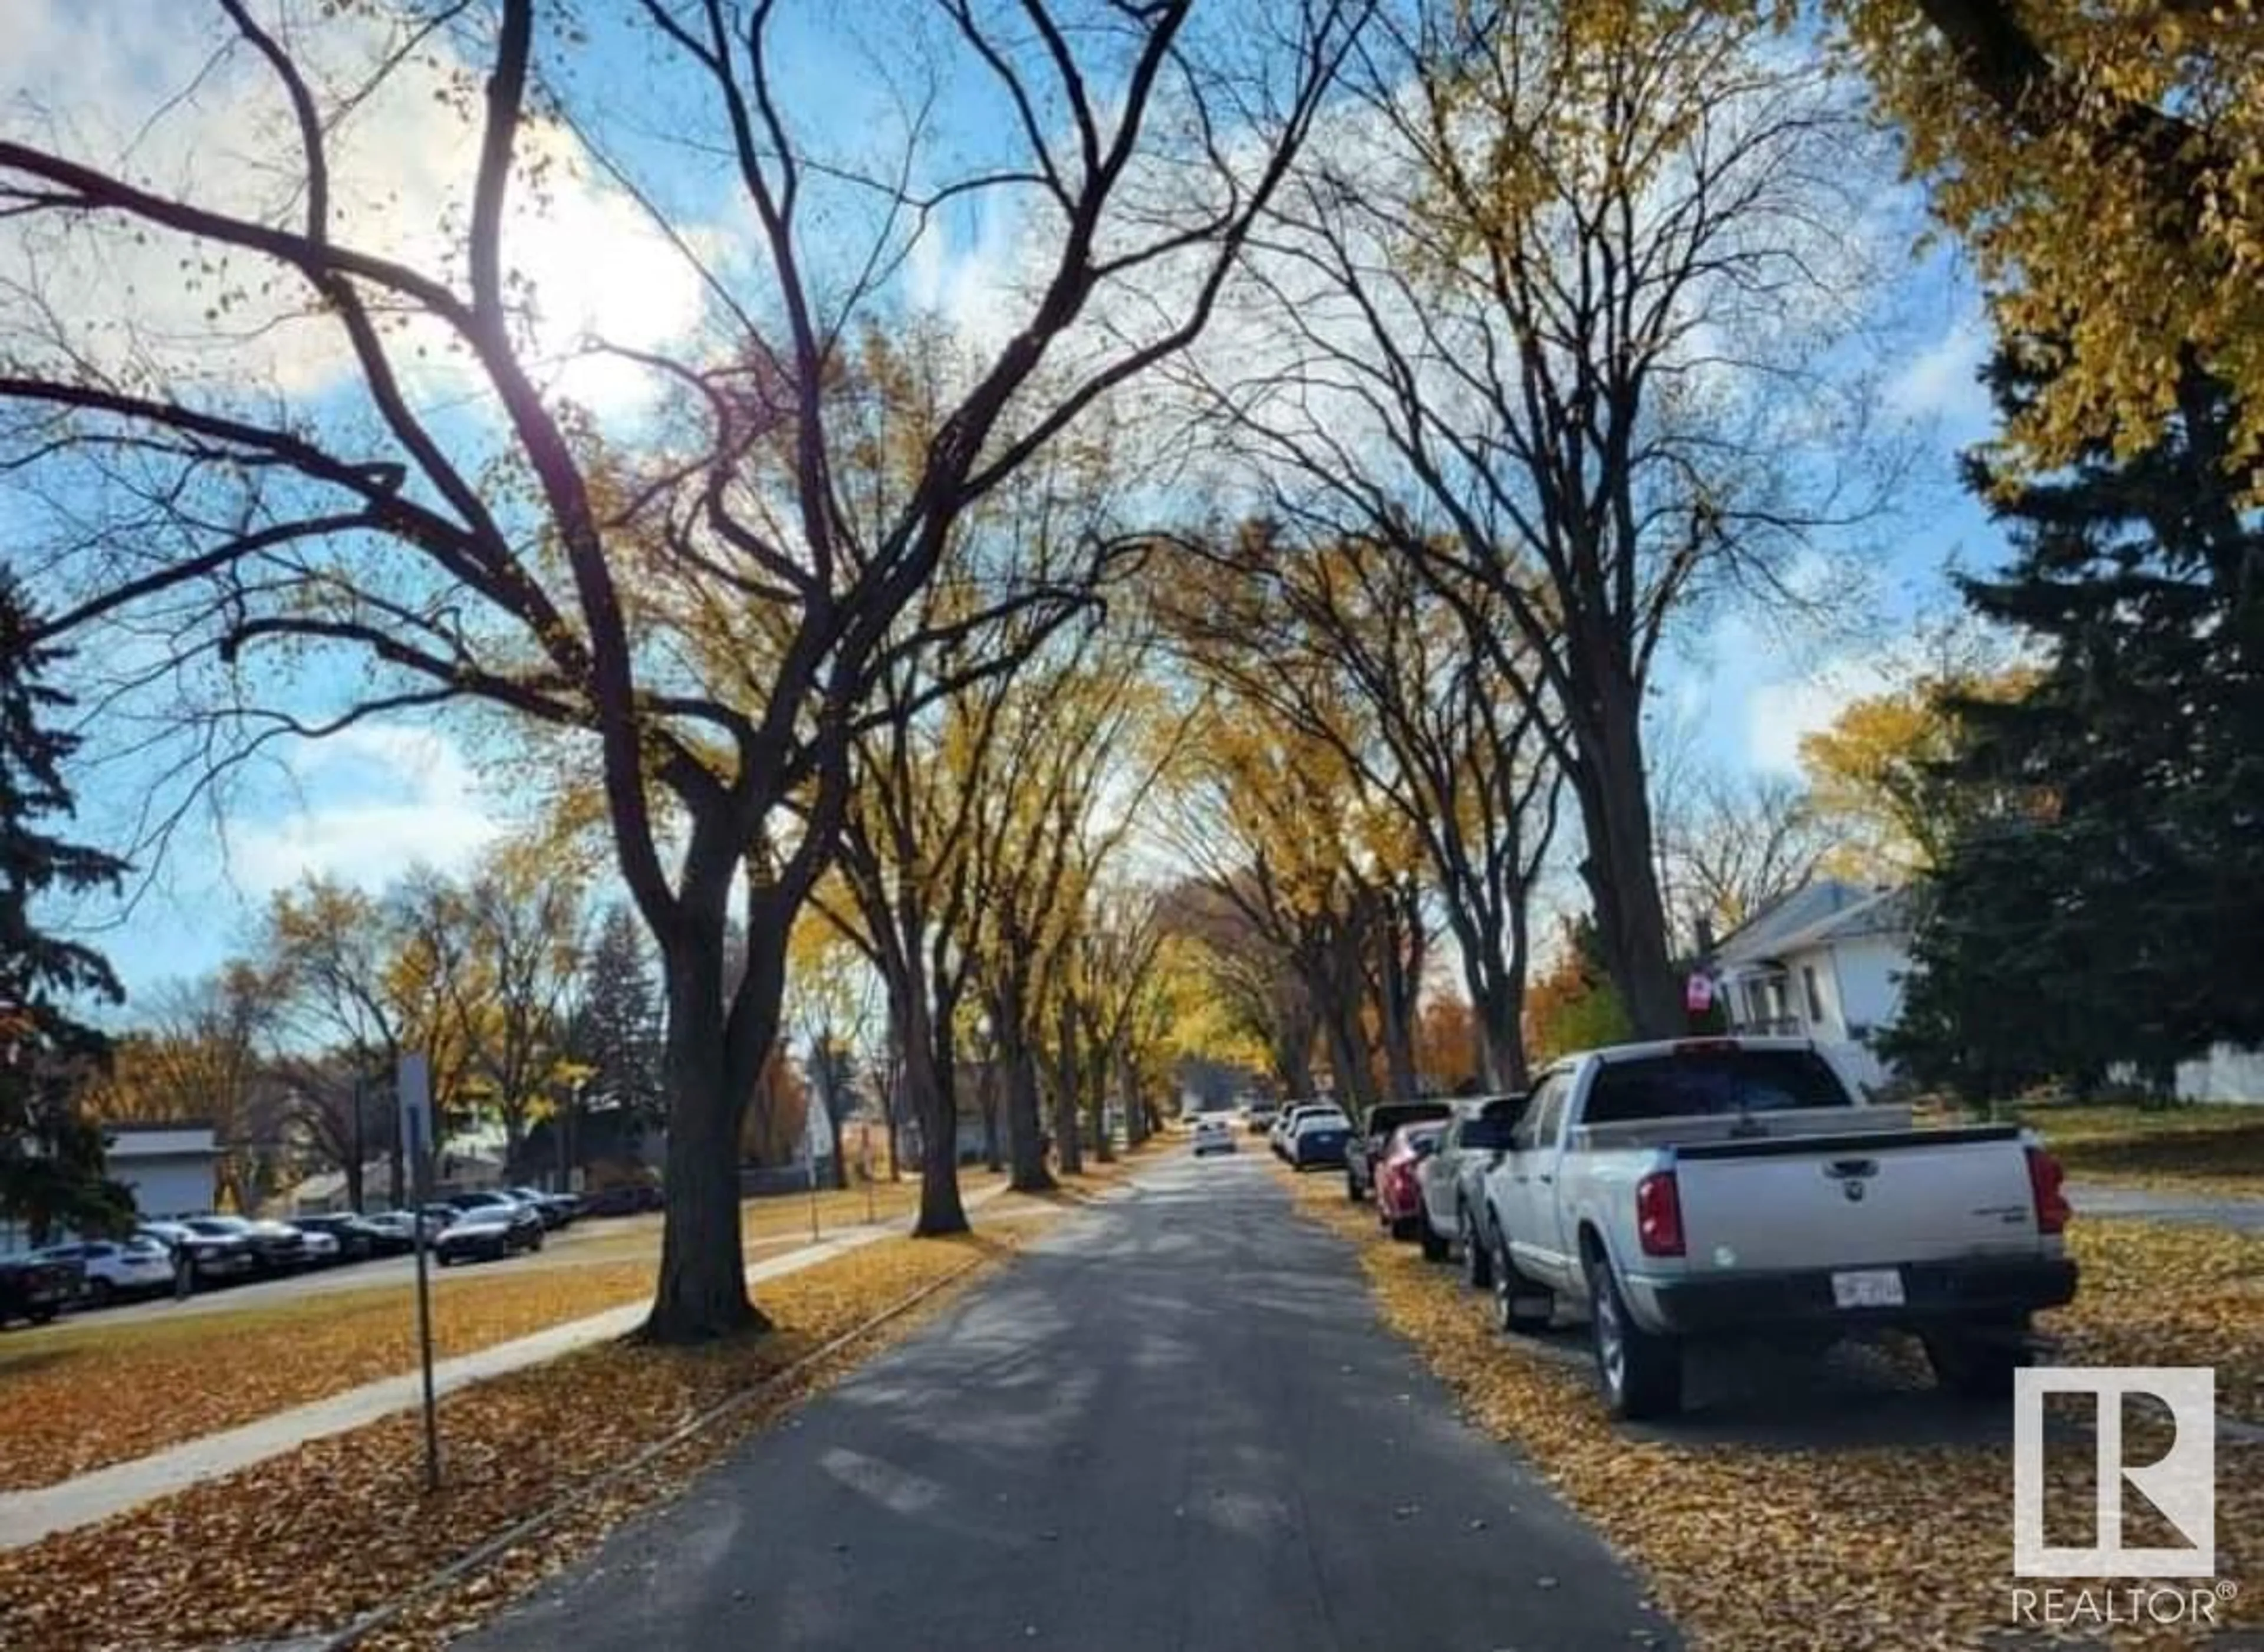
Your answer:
305,1250 -> 992,1652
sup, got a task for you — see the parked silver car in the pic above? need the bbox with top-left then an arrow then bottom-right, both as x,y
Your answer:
1415,1092 -> 1526,1275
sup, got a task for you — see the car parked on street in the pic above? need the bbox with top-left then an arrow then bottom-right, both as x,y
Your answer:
433,1207 -> 542,1266
0,1250 -> 81,1327
36,1237 -> 176,1305
1480,1036 -> 2080,1420
1374,1121 -> 1449,1243
506,1186 -> 580,1229
291,1213 -> 396,1261
358,1210 -> 436,1252
1344,1098 -> 1453,1204
139,1220 -> 256,1285
1269,1102 -> 1337,1159
1417,1093 -> 1527,1278
182,1215 -> 308,1276
1243,1100 -> 1279,1136
440,1191 -> 547,1250
1284,1107 -> 1353,1170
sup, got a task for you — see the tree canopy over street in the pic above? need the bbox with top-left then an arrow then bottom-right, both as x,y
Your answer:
5,0 -> 2260,1338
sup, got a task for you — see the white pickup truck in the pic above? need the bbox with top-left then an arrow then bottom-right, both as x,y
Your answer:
1479,1036 -> 2077,1420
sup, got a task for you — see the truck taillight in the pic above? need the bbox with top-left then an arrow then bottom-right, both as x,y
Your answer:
2026,1147 -> 2071,1235
1635,1171 -> 1684,1257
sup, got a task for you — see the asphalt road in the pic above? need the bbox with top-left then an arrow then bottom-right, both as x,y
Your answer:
465,1153 -> 1677,1652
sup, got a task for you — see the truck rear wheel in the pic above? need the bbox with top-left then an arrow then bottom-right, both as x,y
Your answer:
1418,1220 -> 1449,1262
1588,1253 -> 1681,1420
1924,1322 -> 2026,1400
1345,1170 -> 1364,1203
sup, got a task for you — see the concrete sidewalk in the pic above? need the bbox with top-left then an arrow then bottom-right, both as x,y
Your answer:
1,1190 -> 1003,1553
2069,1180 -> 2264,1233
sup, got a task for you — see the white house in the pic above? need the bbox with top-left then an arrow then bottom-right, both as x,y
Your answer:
1709,880 -> 1917,1092
105,1121 -> 220,1219
1710,881 -> 2264,1105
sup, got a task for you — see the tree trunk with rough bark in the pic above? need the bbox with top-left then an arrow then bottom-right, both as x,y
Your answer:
1118,1047 -> 1147,1147
1052,988 -> 1084,1175
999,1023 -> 1054,1193
643,930 -> 769,1341
1570,669 -> 1683,1041
907,992 -> 968,1237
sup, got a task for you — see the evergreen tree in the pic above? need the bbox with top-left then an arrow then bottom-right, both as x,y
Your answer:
0,572 -> 134,1240
573,903 -> 667,1127
1887,350 -> 2264,1098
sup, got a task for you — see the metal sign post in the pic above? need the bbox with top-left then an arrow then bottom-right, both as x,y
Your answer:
399,1052 -> 441,1492
805,1120 -> 821,1243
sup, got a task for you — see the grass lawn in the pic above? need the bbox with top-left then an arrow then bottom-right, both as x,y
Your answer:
1279,1163 -> 2263,1650
0,1255 -> 675,1491
0,1230 -> 1036,1652
0,1160 -> 1071,1493
2015,1101 -> 2264,1199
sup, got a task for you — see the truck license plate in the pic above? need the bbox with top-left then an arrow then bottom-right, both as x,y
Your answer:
1831,1269 -> 1905,1309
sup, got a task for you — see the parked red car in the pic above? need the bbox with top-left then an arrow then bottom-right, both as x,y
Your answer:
1376,1121 -> 1449,1243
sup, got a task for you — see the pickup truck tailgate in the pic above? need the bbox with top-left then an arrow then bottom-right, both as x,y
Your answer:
1673,1126 -> 2041,1269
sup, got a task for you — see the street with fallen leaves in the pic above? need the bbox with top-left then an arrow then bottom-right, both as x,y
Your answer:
1281,1161 -> 2262,1651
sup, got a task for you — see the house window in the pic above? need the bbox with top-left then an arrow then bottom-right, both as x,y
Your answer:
1802,965 -> 1824,1025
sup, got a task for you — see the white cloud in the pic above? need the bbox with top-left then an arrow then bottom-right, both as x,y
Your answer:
227,726 -> 503,897
1745,656 -> 1896,774
1886,315 -> 1993,440
0,3 -> 707,417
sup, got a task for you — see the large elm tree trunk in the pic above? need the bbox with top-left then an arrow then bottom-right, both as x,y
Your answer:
905,973 -> 969,1237
1052,990 -> 1083,1176
1568,665 -> 1683,1041
644,927 -> 769,1342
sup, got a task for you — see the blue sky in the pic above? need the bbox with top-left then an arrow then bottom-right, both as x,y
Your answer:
6,2 -> 2015,1011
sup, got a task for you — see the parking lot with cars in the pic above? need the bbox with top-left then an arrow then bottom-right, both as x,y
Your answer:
5,1183 -> 662,1329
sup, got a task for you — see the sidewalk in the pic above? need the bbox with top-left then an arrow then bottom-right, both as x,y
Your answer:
2068,1180 -> 2264,1233
0,1187 -> 1003,1553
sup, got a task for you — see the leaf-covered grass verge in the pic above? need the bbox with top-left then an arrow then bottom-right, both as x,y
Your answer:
0,1230 -> 1034,1652
0,1256 -> 690,1490
2019,1104 -> 2264,1202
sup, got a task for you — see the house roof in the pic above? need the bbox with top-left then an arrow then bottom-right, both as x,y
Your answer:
1713,880 -> 1913,967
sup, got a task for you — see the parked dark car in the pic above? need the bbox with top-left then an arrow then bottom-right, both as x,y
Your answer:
505,1187 -> 578,1229
440,1192 -> 547,1250
291,1213 -> 395,1262
1416,1092 -> 1528,1276
1344,1099 -> 1455,1203
182,1215 -> 308,1275
139,1220 -> 257,1285
0,1251 -> 81,1327
581,1183 -> 660,1217
1286,1108 -> 1354,1170
433,1208 -> 541,1266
